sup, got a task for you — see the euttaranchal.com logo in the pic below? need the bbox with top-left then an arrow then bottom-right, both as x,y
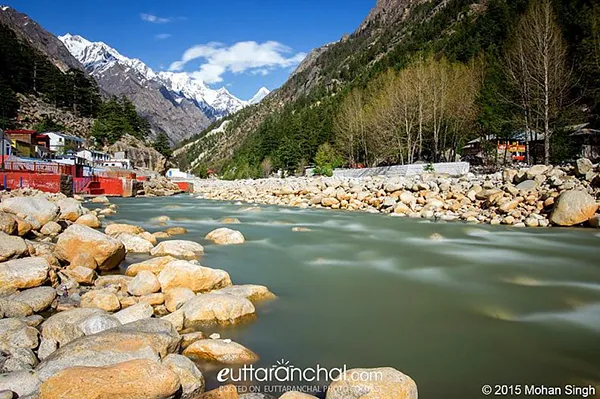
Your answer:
217,359 -> 383,383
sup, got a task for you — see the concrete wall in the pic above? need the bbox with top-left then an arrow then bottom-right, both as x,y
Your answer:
332,162 -> 470,178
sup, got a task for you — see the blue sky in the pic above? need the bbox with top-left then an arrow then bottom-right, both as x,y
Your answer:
5,0 -> 374,100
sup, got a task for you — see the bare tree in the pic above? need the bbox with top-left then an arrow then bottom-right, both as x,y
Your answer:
334,89 -> 366,167
507,0 -> 571,164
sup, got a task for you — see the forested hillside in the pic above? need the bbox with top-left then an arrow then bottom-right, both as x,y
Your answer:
176,0 -> 600,178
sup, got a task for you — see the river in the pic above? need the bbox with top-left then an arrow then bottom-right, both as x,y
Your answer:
105,194 -> 600,398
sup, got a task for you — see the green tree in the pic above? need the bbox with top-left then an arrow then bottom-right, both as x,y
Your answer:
153,132 -> 172,157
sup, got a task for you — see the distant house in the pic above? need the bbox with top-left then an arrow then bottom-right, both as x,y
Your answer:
166,168 -> 190,179
4,130 -> 40,158
76,150 -> 111,164
44,132 -> 85,154
102,158 -> 131,169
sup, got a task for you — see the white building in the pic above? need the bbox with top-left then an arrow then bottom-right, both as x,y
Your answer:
166,168 -> 191,179
102,159 -> 131,169
44,132 -> 85,153
76,149 -> 111,164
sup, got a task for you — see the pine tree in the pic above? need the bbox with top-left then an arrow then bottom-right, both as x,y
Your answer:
153,132 -> 172,157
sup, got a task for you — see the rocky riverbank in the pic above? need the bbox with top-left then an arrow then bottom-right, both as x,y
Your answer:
194,160 -> 600,228
0,189 -> 416,398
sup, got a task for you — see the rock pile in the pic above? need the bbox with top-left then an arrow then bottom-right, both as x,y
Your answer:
1,189 -> 413,398
195,160 -> 600,228
140,176 -> 184,197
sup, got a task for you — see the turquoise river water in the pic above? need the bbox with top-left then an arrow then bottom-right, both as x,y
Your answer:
105,194 -> 600,398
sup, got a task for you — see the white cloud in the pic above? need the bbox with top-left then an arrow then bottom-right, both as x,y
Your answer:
155,33 -> 172,40
169,41 -> 306,84
141,13 -> 172,23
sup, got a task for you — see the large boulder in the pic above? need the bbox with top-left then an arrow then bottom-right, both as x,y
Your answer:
128,271 -> 161,296
575,158 -> 594,176
56,198 -> 85,222
38,359 -> 181,399
205,228 -> 246,245
36,319 -> 179,380
40,221 -> 61,236
113,302 -> 153,325
10,286 -> 56,312
326,367 -> 418,399
75,213 -> 101,228
163,354 -> 205,399
125,256 -> 177,276
165,287 -> 196,312
0,370 -> 42,397
105,223 -> 145,236
116,233 -> 155,253
549,190 -> 599,226
158,261 -> 231,293
150,240 -> 204,260
0,197 -> 58,230
179,293 -> 255,327
80,290 -> 121,312
0,257 -> 49,290
41,308 -> 109,346
0,318 -> 39,349
55,224 -> 126,270
0,233 -> 29,262
0,212 -> 17,235
211,285 -> 276,303
183,339 -> 259,365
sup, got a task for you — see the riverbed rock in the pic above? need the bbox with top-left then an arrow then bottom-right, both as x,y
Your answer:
165,287 -> 196,312
165,227 -> 188,236
211,285 -> 276,302
326,367 -> 418,399
0,257 -> 49,290
36,318 -> 179,380
38,359 -> 181,399
40,221 -> 61,236
41,308 -> 106,346
55,224 -> 126,271
0,370 -> 42,397
575,158 -> 594,176
139,231 -> 158,245
219,217 -> 241,224
163,354 -> 206,399
158,261 -> 232,293
75,213 -> 101,228
116,232 -> 155,253
0,298 -> 33,317
125,256 -> 177,276
63,266 -> 97,285
150,240 -> 204,260
90,196 -> 109,204
549,190 -> 599,226
128,271 -> 161,296
0,318 -> 39,349
56,198 -> 85,222
10,287 -> 56,312
205,228 -> 245,245
183,339 -> 259,365
80,290 -> 121,312
0,233 -> 29,262
180,293 -> 255,326
0,197 -> 58,230
0,213 -> 17,235
113,302 -> 153,325
105,223 -> 145,236
78,312 -> 120,336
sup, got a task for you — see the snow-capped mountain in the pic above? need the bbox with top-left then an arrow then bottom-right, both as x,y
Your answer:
59,34 -> 248,118
249,87 -> 271,105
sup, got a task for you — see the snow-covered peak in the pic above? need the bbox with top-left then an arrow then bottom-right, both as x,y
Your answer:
1,5 -> 11,11
249,87 -> 271,104
59,33 -> 156,81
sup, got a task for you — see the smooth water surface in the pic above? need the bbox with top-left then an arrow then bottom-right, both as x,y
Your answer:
106,195 -> 600,398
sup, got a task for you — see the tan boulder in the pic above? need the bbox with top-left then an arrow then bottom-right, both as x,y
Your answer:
165,287 -> 196,312
326,367 -> 417,399
550,190 -> 599,226
63,266 -> 97,285
219,217 -> 240,224
138,292 -> 165,306
163,354 -> 206,399
150,240 -> 204,260
40,221 -> 62,236
205,228 -> 245,245
105,223 -> 144,236
55,224 -> 126,271
0,212 -> 17,235
39,359 -> 181,399
280,392 -> 319,399
75,213 -> 101,228
0,257 -> 49,290
0,232 -> 29,262
158,260 -> 231,293
139,231 -> 158,245
41,308 -> 107,346
198,385 -> 239,398
211,285 -> 276,302
11,286 -> 56,312
91,196 -> 110,204
128,271 -> 161,296
116,232 -> 155,253
1,197 -> 58,230
113,302 -> 153,324
179,293 -> 255,326
165,226 -> 188,236
125,256 -> 178,276
183,339 -> 258,365
56,198 -> 85,222
80,290 -> 121,312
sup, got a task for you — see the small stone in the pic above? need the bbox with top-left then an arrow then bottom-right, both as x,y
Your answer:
128,271 -> 161,296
